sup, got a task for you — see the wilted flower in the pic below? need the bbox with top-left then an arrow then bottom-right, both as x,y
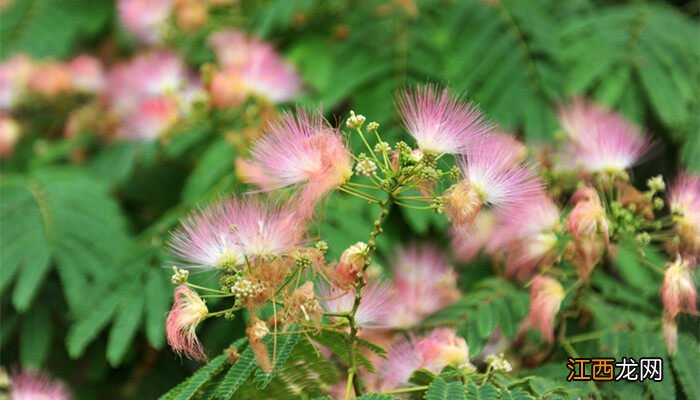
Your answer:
662,313 -> 678,355
166,285 -> 209,360
528,276 -> 564,342
10,370 -> 71,400
567,187 -> 610,243
379,328 -> 473,390
238,110 -> 353,214
388,244 -> 459,328
333,242 -> 368,289
396,84 -> 489,154
319,283 -> 395,329
559,99 -> 651,174
668,173 -> 700,258
207,30 -> 301,106
169,196 -> 305,269
118,0 -> 173,45
661,257 -> 697,318
446,134 -> 542,226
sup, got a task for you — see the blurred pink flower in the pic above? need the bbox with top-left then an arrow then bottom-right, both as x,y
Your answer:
118,0 -> 173,45
396,84 -> 490,154
0,54 -> 33,110
170,196 -> 305,269
528,276 -> 564,342
319,283 -> 396,329
207,30 -> 302,105
27,62 -> 72,98
68,55 -> 105,93
238,110 -> 352,214
558,99 -> 651,173
166,284 -> 208,361
450,210 -> 497,262
567,187 -> 609,243
10,370 -> 71,400
379,328 -> 472,390
388,244 -> 459,328
669,173 -> 700,259
445,133 -> 542,226
0,114 -> 21,157
118,96 -> 179,140
661,257 -> 697,318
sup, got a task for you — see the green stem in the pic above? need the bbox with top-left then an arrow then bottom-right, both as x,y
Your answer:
382,385 -> 429,395
187,283 -> 227,294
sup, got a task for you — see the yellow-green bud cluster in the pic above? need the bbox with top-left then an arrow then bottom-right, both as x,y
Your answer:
171,266 -> 189,285
231,278 -> 265,299
355,158 -> 378,177
346,110 -> 366,129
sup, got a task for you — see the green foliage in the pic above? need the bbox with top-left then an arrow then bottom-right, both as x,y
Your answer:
1,0 -> 113,59
426,378 -> 466,400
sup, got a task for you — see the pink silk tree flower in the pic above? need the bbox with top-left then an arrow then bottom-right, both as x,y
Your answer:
0,54 -> 33,111
27,62 -> 72,98
319,283 -> 396,329
668,173 -> 700,259
558,99 -> 651,174
68,55 -> 105,93
10,370 -> 71,400
528,276 -> 565,343
169,196 -> 305,269
661,257 -> 697,318
567,187 -> 610,243
166,285 -> 209,361
207,30 -> 302,105
388,244 -> 459,328
444,133 -> 543,226
396,84 -> 490,154
118,96 -> 179,140
491,196 -> 561,281
238,110 -> 353,214
118,0 -> 172,45
379,328 -> 473,390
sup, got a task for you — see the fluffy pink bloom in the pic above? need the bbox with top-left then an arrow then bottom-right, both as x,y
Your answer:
319,283 -> 396,329
491,196 -> 561,280
166,284 -> 209,361
661,257 -> 697,318
558,99 -> 651,173
396,85 -> 490,154
207,30 -> 302,105
118,0 -> 172,45
445,133 -> 542,225
10,370 -> 71,400
170,196 -> 305,269
388,244 -> 459,328
68,55 -> 104,93
104,51 -> 200,140
528,276 -> 565,342
238,110 -> 353,213
379,328 -> 472,390
567,187 -> 610,243
0,54 -> 33,110
669,173 -> 700,258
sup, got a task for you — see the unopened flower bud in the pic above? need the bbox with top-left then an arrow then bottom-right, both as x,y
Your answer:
367,121 -> 379,131
355,159 -> 378,177
314,240 -> 329,254
231,278 -> 265,299
374,141 -> 390,153
653,197 -> 664,210
171,266 -> 189,285
333,242 -> 368,289
485,353 -> 513,373
346,110 -> 366,129
647,175 -> 666,193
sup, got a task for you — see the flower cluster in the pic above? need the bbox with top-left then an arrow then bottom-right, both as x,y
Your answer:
158,83 -> 697,398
